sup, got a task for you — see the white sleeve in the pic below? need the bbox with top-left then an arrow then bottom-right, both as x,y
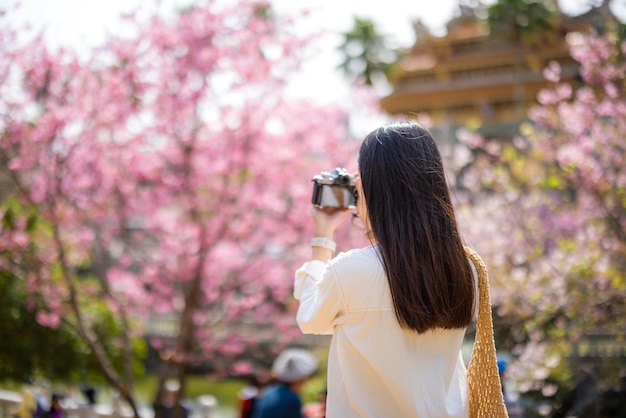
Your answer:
294,260 -> 345,335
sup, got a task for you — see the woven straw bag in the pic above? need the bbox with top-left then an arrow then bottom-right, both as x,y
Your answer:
465,246 -> 509,418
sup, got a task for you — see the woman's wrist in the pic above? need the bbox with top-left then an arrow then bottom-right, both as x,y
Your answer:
311,237 -> 337,253
312,226 -> 335,238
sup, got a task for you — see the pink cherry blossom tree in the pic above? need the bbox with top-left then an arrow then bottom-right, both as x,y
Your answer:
456,31 -> 626,412
0,2 -> 366,416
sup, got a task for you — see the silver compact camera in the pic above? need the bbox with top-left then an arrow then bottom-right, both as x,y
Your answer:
311,167 -> 357,208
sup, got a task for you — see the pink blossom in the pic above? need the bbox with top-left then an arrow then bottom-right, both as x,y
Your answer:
36,311 -> 61,328
231,360 -> 253,376
542,60 -> 561,83
537,88 -> 561,106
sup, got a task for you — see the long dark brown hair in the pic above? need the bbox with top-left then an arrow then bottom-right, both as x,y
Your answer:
358,121 -> 474,333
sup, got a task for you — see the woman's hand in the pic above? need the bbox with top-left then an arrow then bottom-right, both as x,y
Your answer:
310,206 -> 351,262
311,206 -> 352,238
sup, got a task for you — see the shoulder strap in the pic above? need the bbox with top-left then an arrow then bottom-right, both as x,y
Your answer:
464,246 -> 509,418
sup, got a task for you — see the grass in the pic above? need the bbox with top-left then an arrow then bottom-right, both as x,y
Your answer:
132,376 -> 247,412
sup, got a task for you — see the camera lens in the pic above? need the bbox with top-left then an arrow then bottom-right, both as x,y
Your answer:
337,175 -> 350,186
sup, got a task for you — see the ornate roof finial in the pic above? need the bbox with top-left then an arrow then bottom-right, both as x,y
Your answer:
412,18 -> 432,43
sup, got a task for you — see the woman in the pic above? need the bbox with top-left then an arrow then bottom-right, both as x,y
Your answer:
294,121 -> 476,417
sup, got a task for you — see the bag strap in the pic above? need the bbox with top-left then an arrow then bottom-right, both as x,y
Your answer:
464,246 -> 509,418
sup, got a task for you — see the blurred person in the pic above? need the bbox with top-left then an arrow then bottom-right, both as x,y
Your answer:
251,348 -> 318,418
161,380 -> 191,418
498,359 -> 523,417
238,373 -> 270,418
33,381 -> 50,418
294,121 -> 478,417
47,393 -> 64,418
197,394 -> 218,418
79,385 -> 97,418
11,382 -> 37,418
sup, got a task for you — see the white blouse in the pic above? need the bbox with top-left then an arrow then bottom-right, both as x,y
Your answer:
294,245 -> 471,418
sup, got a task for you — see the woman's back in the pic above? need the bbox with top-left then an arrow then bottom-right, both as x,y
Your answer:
296,246 -> 469,417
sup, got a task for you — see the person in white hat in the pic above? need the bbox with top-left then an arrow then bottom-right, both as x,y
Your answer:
251,348 -> 318,418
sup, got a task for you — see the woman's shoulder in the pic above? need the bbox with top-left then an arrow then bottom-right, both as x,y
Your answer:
328,245 -> 381,275
330,244 -> 377,262
328,245 -> 390,308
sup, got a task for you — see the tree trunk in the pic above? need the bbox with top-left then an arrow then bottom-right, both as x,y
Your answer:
54,224 -> 141,418
153,269 -> 203,418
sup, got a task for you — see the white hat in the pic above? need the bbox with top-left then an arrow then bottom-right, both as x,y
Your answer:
272,349 -> 318,383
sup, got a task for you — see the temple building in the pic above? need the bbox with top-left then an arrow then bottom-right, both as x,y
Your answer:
380,2 -> 616,155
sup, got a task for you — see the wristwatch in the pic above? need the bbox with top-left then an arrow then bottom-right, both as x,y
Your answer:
310,237 -> 337,252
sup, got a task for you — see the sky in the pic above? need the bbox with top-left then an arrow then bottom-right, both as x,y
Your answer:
7,0 -> 626,103
9,0 -> 458,49
7,0 -> 459,101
